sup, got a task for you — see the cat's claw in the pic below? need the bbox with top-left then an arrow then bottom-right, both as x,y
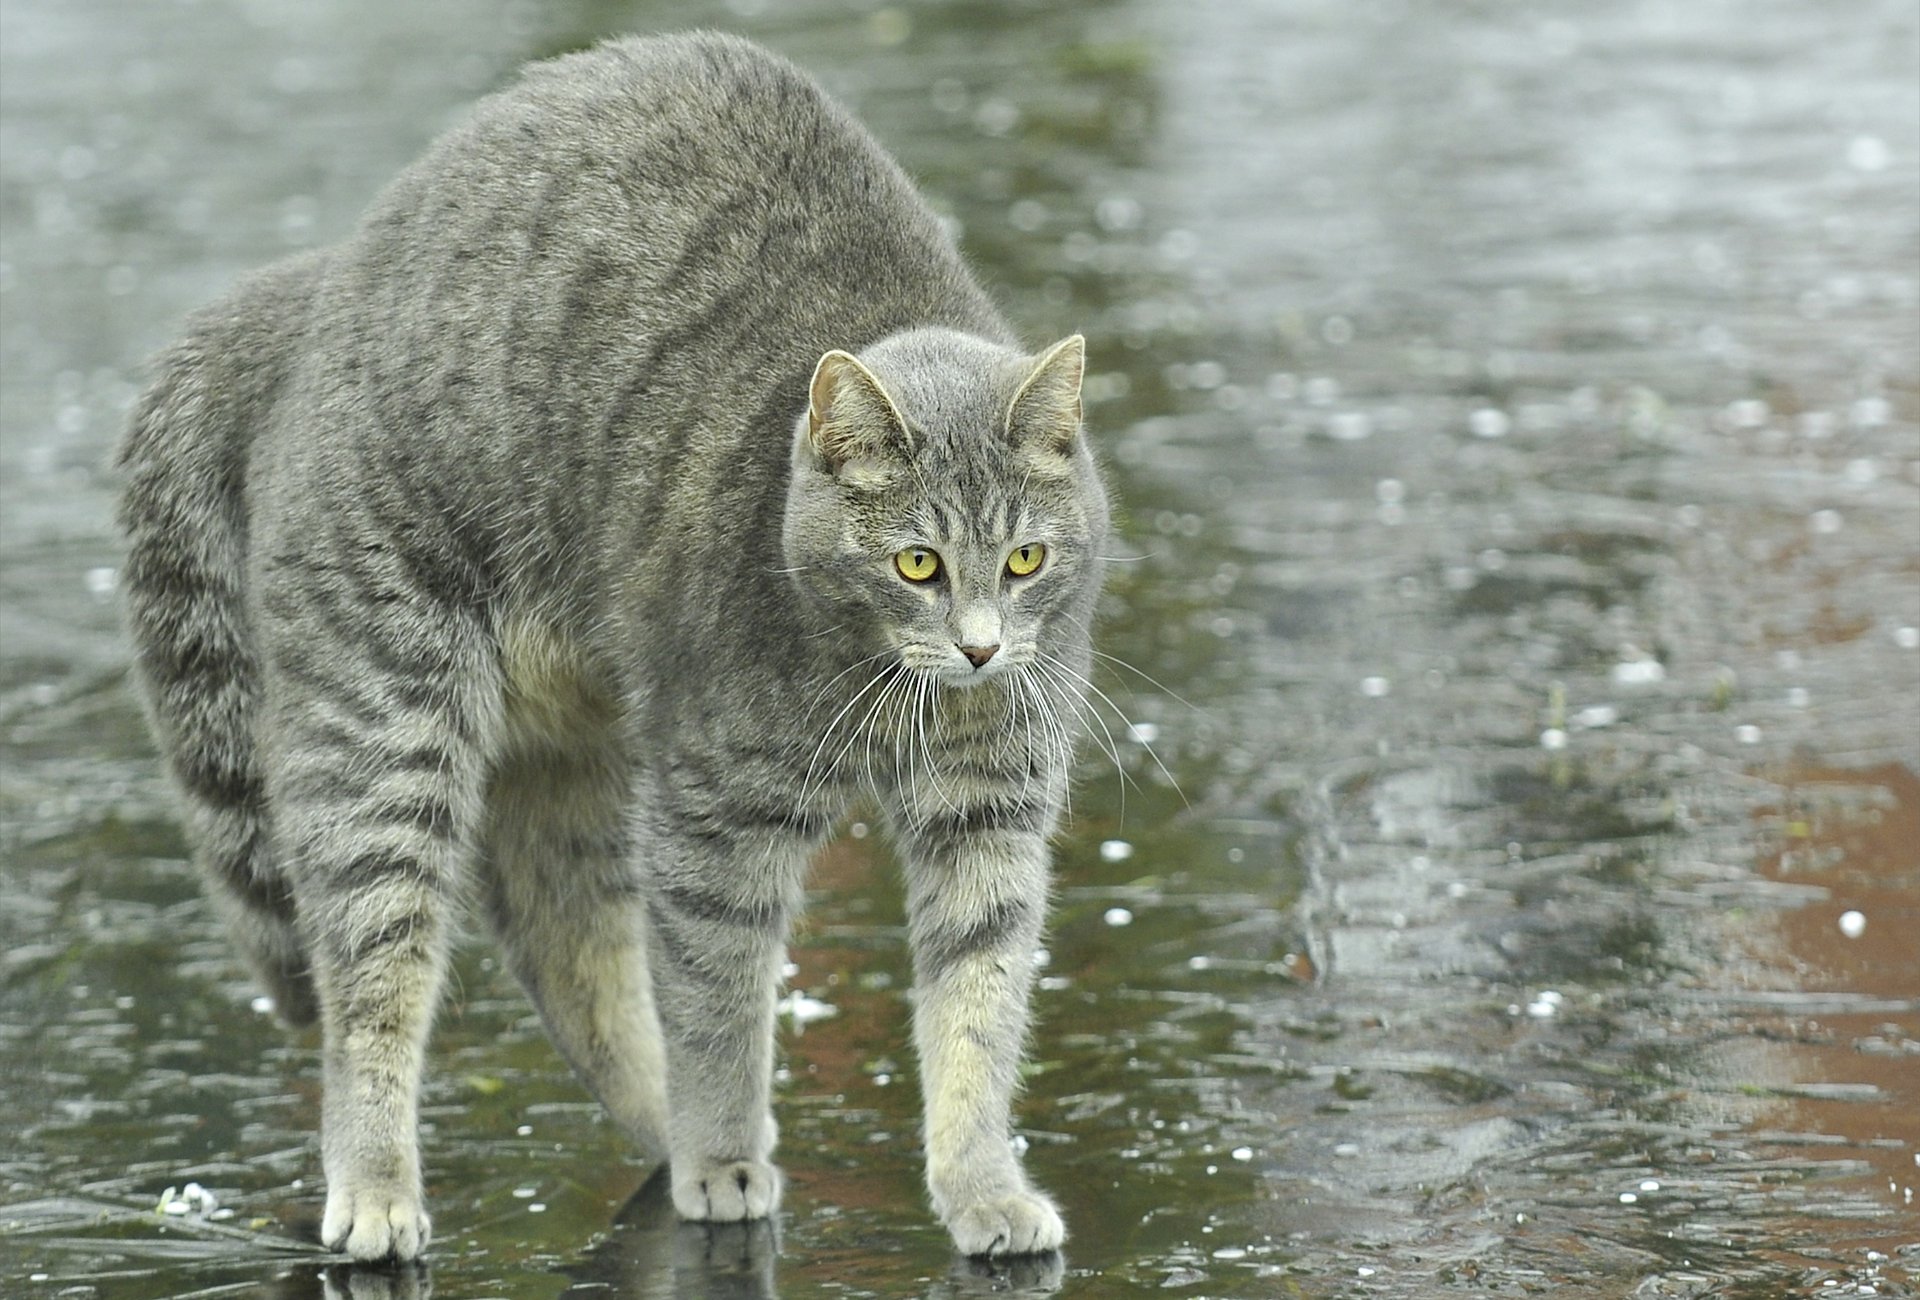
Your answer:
321,1183 -> 431,1261
672,1158 -> 782,1222
946,1190 -> 1065,1257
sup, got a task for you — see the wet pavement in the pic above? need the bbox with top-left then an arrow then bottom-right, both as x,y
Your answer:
2,0 -> 1916,1296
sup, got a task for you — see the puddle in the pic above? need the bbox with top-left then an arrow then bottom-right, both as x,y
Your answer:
3,0 -> 1917,1296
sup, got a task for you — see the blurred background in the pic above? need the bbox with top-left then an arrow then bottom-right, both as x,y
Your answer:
2,1 -> 1916,1296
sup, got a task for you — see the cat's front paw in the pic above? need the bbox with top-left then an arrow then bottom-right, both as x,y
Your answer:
945,1189 -> 1065,1257
321,1180 -> 431,1261
671,1157 -> 782,1222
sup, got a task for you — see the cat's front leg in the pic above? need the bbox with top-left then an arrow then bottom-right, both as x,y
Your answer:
642,785 -> 817,1224
896,817 -> 1064,1257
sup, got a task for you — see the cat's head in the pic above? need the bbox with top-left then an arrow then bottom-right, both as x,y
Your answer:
783,327 -> 1108,687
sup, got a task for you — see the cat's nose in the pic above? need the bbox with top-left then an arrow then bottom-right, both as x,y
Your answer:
957,643 -> 1000,668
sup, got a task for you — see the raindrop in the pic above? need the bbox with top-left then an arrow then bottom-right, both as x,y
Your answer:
1007,198 -> 1047,232
1375,478 -> 1405,504
1619,1191 -> 1638,1204
1786,687 -> 1810,708
1468,408 -> 1511,438
1095,196 -> 1142,231
850,820 -> 869,838
1611,658 -> 1666,686
1326,411 -> 1372,441
512,1186 -> 537,1198
516,1124 -> 533,1136
1103,906 -> 1134,927
1847,135 -> 1890,172
1231,1146 -> 1253,1161
1850,396 -> 1890,428
1896,627 -> 1919,650
1303,376 -> 1340,405
1125,721 -> 1159,744
1572,705 -> 1619,729
1333,1143 -> 1360,1158
1099,839 -> 1133,863
528,1202 -> 546,1213
1839,910 -> 1866,939
58,144 -> 97,182
930,78 -> 967,115
1811,509 -> 1842,534
1735,724 -> 1762,744
1360,676 -> 1390,698
1320,315 -> 1354,345
86,566 -> 117,597
1213,1246 -> 1248,1260
250,995 -> 275,1014
973,99 -> 1019,137
1540,728 -> 1567,751
1640,1179 -> 1661,1192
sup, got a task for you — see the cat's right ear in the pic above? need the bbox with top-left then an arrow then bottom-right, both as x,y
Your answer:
804,350 -> 913,478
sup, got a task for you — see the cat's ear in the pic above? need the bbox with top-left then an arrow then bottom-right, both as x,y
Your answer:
806,350 -> 913,475
1005,334 -> 1086,457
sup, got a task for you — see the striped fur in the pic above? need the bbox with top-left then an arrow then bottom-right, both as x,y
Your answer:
117,33 -> 1107,1262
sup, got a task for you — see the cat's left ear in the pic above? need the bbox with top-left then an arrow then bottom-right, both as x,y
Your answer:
1006,334 -> 1086,457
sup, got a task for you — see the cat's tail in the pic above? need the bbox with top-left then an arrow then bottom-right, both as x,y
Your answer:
116,252 -> 327,1027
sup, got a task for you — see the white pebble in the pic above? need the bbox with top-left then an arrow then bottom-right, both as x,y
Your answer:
1839,910 -> 1866,939
1103,907 -> 1134,927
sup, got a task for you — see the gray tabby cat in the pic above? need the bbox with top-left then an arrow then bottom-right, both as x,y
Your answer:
116,32 -> 1106,1261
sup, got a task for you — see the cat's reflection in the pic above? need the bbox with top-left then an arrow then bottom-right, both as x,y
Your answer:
310,1170 -> 1062,1299
561,1167 -> 778,1299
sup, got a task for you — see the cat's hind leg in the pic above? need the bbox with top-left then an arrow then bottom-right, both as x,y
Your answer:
477,721 -> 670,1157
258,574 -> 499,1262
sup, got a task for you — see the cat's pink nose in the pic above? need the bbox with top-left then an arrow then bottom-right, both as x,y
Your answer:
958,644 -> 999,668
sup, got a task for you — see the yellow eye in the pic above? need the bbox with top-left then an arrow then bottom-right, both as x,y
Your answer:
1006,543 -> 1046,577
895,547 -> 941,582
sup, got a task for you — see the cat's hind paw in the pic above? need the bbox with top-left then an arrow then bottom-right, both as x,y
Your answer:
321,1182 -> 431,1261
672,1157 -> 782,1222
946,1190 -> 1065,1257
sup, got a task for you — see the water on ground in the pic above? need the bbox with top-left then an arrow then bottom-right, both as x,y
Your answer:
2,0 -> 1916,1295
